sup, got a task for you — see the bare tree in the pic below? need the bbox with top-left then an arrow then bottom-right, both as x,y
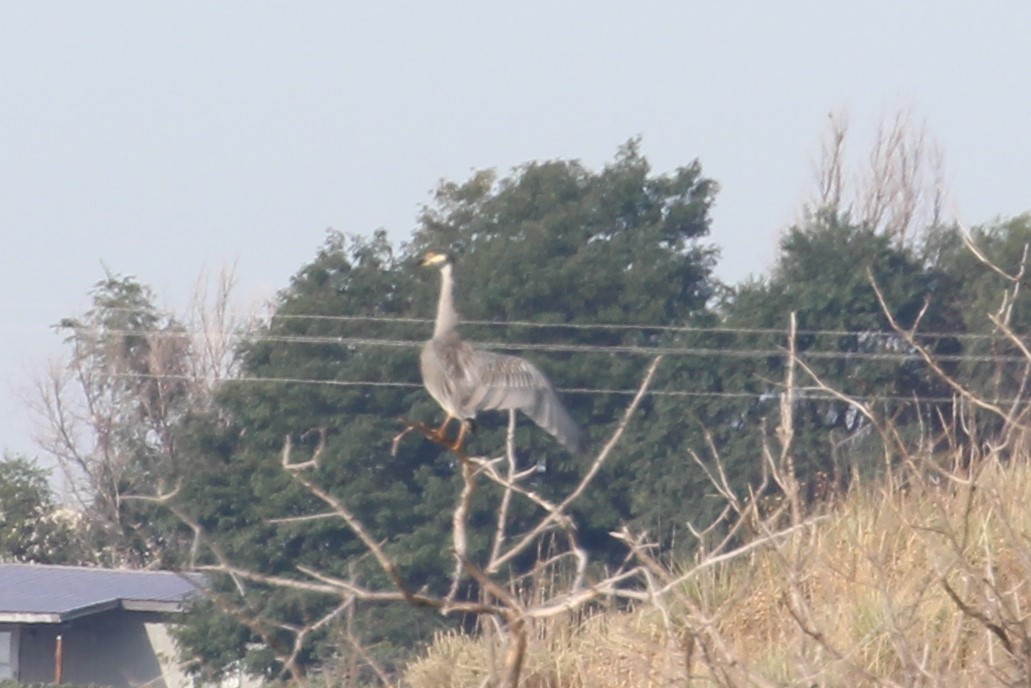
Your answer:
810,107 -> 947,246
181,264 -> 247,398
29,266 -> 249,566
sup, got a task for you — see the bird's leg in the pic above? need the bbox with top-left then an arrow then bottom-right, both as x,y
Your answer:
450,419 -> 472,453
435,415 -> 454,442
395,416 -> 473,455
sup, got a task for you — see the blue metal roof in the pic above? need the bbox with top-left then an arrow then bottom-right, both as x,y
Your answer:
0,563 -> 203,623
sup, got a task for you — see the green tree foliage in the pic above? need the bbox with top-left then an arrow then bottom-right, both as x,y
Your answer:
0,454 -> 80,564
714,211 -> 962,494
922,214 -> 1031,404
898,215 -> 1031,456
171,230 -> 445,682
409,140 -> 719,542
171,143 -> 722,679
579,209 -> 963,540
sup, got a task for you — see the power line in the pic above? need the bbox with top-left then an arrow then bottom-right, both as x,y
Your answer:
264,313 -> 1023,343
28,307 -> 1028,343
49,369 -> 992,406
27,326 -> 1031,365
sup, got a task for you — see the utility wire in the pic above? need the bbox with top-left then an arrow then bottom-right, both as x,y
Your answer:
30,326 -> 1031,365
254,313 -> 1031,343
40,369 -> 1016,407
28,307 -> 1028,342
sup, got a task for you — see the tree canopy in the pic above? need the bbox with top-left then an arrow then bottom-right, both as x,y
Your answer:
0,454 -> 80,564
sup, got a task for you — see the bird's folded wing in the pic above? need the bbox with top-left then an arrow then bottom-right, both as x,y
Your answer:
462,350 -> 584,454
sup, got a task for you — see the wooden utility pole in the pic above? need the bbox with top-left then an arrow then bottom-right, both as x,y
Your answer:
54,634 -> 63,685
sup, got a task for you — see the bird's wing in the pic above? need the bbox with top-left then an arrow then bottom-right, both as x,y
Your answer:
459,348 -> 585,455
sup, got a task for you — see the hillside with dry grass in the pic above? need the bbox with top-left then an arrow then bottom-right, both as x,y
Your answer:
404,451 -> 1031,686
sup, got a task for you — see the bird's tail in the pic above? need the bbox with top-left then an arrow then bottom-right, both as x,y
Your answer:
529,388 -> 587,456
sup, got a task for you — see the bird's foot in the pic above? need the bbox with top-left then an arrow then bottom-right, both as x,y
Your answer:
396,417 -> 466,456
395,418 -> 445,454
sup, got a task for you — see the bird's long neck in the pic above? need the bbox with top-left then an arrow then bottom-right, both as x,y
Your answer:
433,263 -> 459,338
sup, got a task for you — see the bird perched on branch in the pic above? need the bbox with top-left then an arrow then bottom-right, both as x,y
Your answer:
417,249 -> 585,455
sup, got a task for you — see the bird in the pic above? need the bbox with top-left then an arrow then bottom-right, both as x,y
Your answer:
417,249 -> 585,455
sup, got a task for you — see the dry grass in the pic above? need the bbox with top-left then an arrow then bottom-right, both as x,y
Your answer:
404,456 -> 1031,687
404,610 -> 688,688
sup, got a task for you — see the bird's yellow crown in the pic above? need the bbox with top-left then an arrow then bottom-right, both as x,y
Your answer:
418,250 -> 452,267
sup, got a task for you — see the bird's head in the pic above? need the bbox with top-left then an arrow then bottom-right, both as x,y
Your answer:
417,249 -> 453,268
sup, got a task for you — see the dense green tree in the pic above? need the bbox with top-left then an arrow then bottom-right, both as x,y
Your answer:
922,215 -> 1031,405
617,210 -> 972,545
711,211 -> 962,493
170,230 -> 441,682
887,213 -> 1031,460
409,140 -> 719,542
0,454 -> 80,564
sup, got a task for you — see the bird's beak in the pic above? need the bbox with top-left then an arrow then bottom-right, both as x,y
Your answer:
418,252 -> 443,267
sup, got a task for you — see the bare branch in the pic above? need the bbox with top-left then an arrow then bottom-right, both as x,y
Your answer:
488,411 -> 519,569
869,271 -> 1019,426
281,432 -> 425,607
491,356 -> 663,571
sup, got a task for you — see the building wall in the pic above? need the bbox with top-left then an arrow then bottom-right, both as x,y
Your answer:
16,609 -> 188,688
145,621 -> 193,688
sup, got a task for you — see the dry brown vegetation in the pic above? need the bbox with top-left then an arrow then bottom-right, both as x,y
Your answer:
404,444 -> 1031,687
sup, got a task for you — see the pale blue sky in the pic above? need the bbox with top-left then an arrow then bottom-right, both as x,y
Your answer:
2,2 -> 1029,458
